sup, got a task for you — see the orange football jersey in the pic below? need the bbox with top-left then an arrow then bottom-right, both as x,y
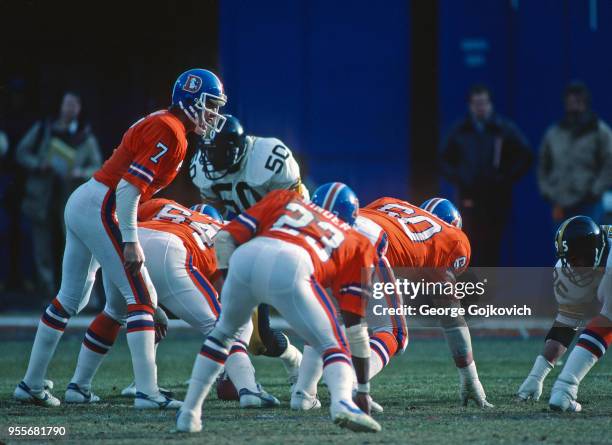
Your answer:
224,189 -> 376,316
94,110 -> 188,201
138,198 -> 222,277
361,197 -> 471,275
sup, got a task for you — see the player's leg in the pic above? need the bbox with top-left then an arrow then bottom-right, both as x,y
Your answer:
92,200 -> 171,407
249,304 -> 302,384
15,216 -> 98,406
367,258 -> 408,379
549,314 -> 612,411
291,344 -> 323,410
178,245 -> 258,432
66,272 -> 125,403
251,238 -> 378,432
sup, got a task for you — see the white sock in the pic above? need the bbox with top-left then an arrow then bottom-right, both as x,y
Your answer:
225,350 -> 258,393
322,361 -> 354,405
23,320 -> 66,390
558,346 -> 598,385
294,345 -> 322,395
71,345 -> 105,390
279,343 -> 302,377
183,338 -> 229,415
126,329 -> 158,396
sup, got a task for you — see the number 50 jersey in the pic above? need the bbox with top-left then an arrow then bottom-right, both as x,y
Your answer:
190,136 -> 307,219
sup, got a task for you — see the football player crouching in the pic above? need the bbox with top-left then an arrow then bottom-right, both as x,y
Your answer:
62,199 -> 279,409
176,184 -> 381,433
518,216 -> 612,412
190,114 -> 307,388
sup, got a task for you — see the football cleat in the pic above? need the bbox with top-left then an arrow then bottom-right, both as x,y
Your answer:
134,391 -> 182,409
121,381 -> 174,398
175,409 -> 202,433
43,379 -> 54,390
13,381 -> 60,407
64,383 -> 100,404
330,400 -> 381,433
290,390 -> 321,410
549,380 -> 582,412
239,385 -> 281,408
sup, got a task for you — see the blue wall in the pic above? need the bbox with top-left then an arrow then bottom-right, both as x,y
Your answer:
218,0 -> 411,205
439,0 -> 612,266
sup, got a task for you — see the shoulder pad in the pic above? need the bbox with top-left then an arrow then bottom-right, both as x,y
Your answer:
245,137 -> 299,187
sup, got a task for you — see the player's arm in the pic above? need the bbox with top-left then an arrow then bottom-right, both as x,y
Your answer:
334,241 -> 375,413
116,179 -> 144,274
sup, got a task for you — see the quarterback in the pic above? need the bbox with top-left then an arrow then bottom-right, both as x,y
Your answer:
518,216 -> 612,412
14,68 -> 226,409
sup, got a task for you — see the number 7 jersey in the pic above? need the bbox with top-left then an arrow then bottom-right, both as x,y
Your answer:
360,197 -> 471,275
223,189 -> 376,316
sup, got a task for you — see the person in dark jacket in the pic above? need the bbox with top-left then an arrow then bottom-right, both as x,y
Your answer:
441,84 -> 533,266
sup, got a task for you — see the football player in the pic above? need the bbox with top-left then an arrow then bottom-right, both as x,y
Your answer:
518,216 -> 612,412
190,115 -> 307,384
14,68 -> 226,408
176,185 -> 381,433
63,199 -> 279,408
292,195 -> 492,409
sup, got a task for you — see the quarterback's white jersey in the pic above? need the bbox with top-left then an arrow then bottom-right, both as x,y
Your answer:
190,136 -> 307,218
553,225 -> 612,327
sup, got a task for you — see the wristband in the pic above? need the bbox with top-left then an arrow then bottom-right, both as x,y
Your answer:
357,382 -> 370,393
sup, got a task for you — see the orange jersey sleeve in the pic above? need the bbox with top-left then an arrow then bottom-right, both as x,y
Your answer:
362,197 -> 471,275
331,232 -> 376,317
94,111 -> 187,201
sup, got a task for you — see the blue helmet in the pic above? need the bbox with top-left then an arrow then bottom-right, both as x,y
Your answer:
311,182 -> 359,226
190,203 -> 224,224
421,197 -> 462,229
172,69 -> 227,138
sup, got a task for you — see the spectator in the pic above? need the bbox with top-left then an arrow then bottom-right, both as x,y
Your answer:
15,91 -> 102,299
441,84 -> 533,266
538,81 -> 612,224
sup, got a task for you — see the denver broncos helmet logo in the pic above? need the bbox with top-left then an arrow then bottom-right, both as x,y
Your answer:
182,74 -> 203,93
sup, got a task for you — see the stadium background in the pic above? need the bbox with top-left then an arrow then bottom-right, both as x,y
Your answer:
1,0 -> 612,301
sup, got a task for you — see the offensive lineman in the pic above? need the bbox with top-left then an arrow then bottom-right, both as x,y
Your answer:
517,216 -> 612,412
176,185 -> 381,433
190,115 -> 306,383
14,69 -> 226,408
64,199 -> 279,408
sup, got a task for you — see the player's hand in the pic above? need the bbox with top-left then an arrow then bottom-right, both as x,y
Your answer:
517,375 -> 544,401
123,242 -> 145,275
354,391 -> 371,415
153,306 -> 169,343
460,378 -> 494,408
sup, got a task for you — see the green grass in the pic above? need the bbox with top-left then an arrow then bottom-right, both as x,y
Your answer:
1,332 -> 611,444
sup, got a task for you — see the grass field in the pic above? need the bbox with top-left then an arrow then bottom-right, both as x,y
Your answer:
1,331 -> 611,445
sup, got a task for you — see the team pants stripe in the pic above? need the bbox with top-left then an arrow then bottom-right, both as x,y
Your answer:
41,298 -> 70,331
100,189 -> 152,307
310,279 -> 349,353
200,337 -> 229,364
186,255 -> 221,317
230,340 -> 249,355
322,348 -> 352,367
